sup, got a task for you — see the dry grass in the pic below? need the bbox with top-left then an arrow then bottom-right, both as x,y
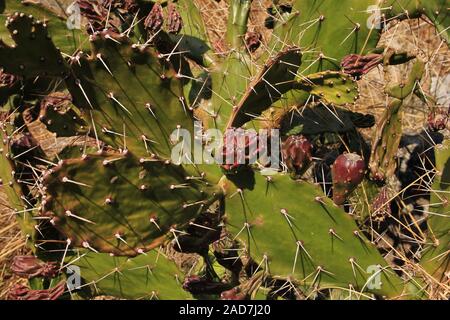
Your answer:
0,190 -> 28,300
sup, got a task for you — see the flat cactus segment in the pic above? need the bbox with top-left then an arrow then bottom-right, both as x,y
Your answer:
0,0 -> 85,53
0,12 -> 68,78
369,99 -> 403,181
175,0 -> 214,66
66,31 -> 194,159
67,250 -> 192,299
370,59 -> 425,181
281,105 -> 372,136
220,173 -> 405,298
386,59 -> 425,100
38,93 -> 88,137
0,112 -> 36,249
227,47 -> 302,129
420,140 -> 450,282
42,151 -> 222,256
294,71 -> 359,105
225,0 -> 252,50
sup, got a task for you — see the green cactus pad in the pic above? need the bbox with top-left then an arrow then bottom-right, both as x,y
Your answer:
66,249 -> 192,299
220,173 -> 405,298
386,59 -> 425,100
42,151 -> 222,256
294,71 -> 359,106
0,112 -> 36,248
369,99 -> 403,181
227,47 -> 302,129
0,0 -> 85,53
267,0 -> 448,75
39,94 -> 88,137
65,30 -> 195,160
0,12 -> 68,78
420,140 -> 450,282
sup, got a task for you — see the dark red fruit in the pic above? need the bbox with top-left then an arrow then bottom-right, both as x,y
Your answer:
331,153 -> 366,205
167,4 -> 183,34
220,128 -> 259,174
11,256 -> 59,279
144,3 -> 164,34
281,135 -> 313,178
245,31 -> 262,53
341,54 -> 382,78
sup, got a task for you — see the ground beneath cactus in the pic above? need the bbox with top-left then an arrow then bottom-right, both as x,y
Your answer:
0,0 -> 448,299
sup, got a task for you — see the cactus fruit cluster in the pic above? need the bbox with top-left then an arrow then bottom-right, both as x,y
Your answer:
0,0 -> 448,300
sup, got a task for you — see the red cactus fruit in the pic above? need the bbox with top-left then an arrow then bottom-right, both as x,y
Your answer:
8,281 -> 65,300
144,3 -> 164,34
167,4 -> 183,34
281,135 -> 313,178
11,256 -> 59,279
331,153 -> 366,205
341,53 -> 383,78
220,128 -> 259,174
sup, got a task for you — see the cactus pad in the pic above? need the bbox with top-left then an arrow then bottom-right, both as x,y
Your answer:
42,151 -> 222,256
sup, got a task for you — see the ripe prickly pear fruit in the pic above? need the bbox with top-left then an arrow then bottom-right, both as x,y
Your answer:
281,135 -> 313,178
331,153 -> 366,205
220,128 -> 259,174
